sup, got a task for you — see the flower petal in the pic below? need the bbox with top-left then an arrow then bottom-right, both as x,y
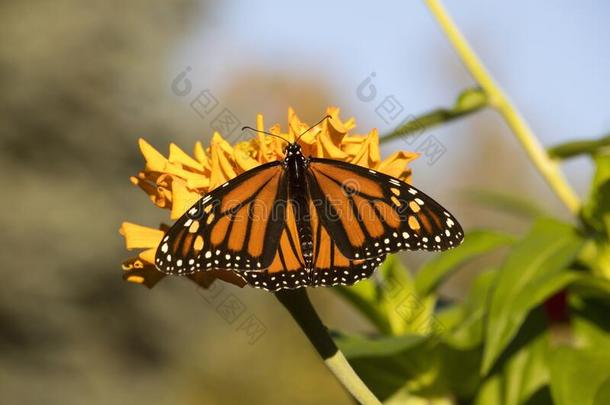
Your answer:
119,222 -> 164,250
376,150 -> 420,183
316,131 -> 348,159
170,178 -> 202,219
350,130 -> 381,167
138,138 -> 168,172
193,141 -> 211,168
209,132 -> 237,189
169,143 -> 204,171
122,256 -> 166,288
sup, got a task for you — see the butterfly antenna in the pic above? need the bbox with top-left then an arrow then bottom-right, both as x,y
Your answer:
241,126 -> 290,144
295,115 -> 332,144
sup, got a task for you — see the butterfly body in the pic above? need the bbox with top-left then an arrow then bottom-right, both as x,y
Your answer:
156,139 -> 464,291
284,143 -> 317,271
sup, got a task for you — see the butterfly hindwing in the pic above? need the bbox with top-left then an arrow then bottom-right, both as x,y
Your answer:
308,199 -> 386,287
307,158 -> 463,260
239,198 -> 385,291
155,161 -> 287,275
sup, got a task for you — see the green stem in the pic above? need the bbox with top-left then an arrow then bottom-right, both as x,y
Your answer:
424,0 -> 581,215
380,87 -> 487,144
275,289 -> 381,405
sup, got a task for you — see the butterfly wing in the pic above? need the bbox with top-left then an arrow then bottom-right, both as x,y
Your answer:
308,198 -> 386,286
239,198 -> 306,290
155,161 -> 287,275
307,158 -> 463,260
239,198 -> 386,291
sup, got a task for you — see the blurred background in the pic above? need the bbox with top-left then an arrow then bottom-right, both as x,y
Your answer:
1,0 -> 609,404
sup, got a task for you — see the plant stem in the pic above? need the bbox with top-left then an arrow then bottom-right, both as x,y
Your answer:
275,289 -> 381,405
547,134 -> 610,159
380,87 -> 487,144
424,0 -> 581,215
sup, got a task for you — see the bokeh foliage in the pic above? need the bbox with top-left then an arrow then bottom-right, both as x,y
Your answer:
331,121 -> 610,403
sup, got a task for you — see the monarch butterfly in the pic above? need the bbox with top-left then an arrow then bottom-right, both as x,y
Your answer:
155,117 -> 463,291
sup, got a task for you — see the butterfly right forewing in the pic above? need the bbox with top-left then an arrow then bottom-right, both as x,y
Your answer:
307,158 -> 463,260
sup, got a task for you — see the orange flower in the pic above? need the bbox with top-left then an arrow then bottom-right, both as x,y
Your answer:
121,107 -> 418,288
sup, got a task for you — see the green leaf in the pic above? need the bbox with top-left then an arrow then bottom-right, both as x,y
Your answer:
384,388 -> 453,405
578,240 -> 610,280
547,134 -> 610,160
463,188 -> 546,219
550,347 -> 610,405
445,269 -> 498,349
570,274 -> 610,299
456,87 -> 488,111
594,378 -> 610,405
335,256 -> 438,336
481,218 -> 584,375
333,271 -> 392,334
335,332 -> 481,401
475,310 -> 552,405
378,256 -> 428,336
415,229 -> 515,297
570,294 -> 610,351
380,87 -> 487,144
582,152 -> 610,236
335,333 -> 432,400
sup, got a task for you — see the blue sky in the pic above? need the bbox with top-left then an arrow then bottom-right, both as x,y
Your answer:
171,0 -> 610,204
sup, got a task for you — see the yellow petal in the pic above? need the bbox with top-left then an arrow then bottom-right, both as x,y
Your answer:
208,132 -> 238,189
171,178 -> 202,219
255,113 -> 269,163
350,130 -> 380,167
339,135 -> 366,157
119,222 -> 164,250
212,132 -> 235,154
326,110 -> 348,145
138,138 -> 167,172
169,143 -> 204,170
163,161 -> 210,191
234,147 -> 259,172
138,248 -> 157,264
186,174 -> 210,190
316,131 -> 348,159
131,172 -> 174,209
193,141 -> 211,168
376,151 -> 419,183
288,107 -> 307,140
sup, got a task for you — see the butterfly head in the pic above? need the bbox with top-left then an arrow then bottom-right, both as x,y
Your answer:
283,142 -> 302,157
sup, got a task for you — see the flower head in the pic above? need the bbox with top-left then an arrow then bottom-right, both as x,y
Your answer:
120,107 -> 418,289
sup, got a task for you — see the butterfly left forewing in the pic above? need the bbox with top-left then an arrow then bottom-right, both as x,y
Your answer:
155,161 -> 287,275
307,158 -> 463,260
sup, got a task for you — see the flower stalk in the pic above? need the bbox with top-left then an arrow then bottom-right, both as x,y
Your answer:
275,289 -> 381,405
380,87 -> 487,144
424,0 -> 581,215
